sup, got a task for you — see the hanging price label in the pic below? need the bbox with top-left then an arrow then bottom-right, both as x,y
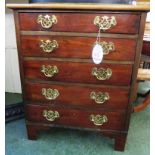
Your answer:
92,28 -> 104,64
92,43 -> 104,64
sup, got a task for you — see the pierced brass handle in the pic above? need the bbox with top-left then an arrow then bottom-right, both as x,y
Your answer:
94,16 -> 117,31
42,88 -> 59,100
92,67 -> 112,80
99,41 -> 115,55
41,65 -> 58,77
40,40 -> 58,53
90,114 -> 108,126
43,110 -> 60,121
37,14 -> 57,29
90,91 -> 109,104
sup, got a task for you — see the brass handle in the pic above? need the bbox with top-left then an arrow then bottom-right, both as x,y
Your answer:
37,14 -> 57,29
41,65 -> 58,77
90,91 -> 109,104
42,88 -> 59,100
92,67 -> 112,80
43,110 -> 60,121
99,41 -> 115,55
40,40 -> 58,53
90,114 -> 108,126
94,16 -> 117,31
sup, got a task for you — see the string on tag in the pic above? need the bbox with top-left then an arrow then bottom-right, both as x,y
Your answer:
96,28 -> 101,44
92,28 -> 104,64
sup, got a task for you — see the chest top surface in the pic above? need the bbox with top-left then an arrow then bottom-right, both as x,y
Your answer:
6,1 -> 149,11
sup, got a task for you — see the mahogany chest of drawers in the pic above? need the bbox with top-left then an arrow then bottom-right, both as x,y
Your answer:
7,2 -> 149,151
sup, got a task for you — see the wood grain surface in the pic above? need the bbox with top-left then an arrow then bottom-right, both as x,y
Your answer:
25,81 -> 129,109
19,12 -> 140,34
20,35 -> 137,61
23,59 -> 133,85
25,104 -> 126,131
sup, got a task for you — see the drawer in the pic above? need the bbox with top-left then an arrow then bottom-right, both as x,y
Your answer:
23,60 -> 132,86
21,35 -> 136,61
19,12 -> 140,34
25,82 -> 129,110
25,104 -> 126,131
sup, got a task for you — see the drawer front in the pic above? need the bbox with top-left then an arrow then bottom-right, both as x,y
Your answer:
23,60 -> 132,86
25,82 -> 129,110
21,35 -> 136,61
19,13 -> 140,34
25,104 -> 126,131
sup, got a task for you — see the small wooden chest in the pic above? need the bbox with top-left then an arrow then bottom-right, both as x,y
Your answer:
7,2 -> 149,151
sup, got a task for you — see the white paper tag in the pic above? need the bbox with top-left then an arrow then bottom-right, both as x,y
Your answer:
92,44 -> 104,64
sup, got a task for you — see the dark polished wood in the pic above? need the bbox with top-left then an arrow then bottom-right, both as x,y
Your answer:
21,31 -> 138,39
19,12 -> 140,34
8,3 -> 149,151
26,124 -> 38,140
20,35 -> 137,61
23,60 -> 133,86
26,123 -> 51,140
125,13 -> 147,131
25,104 -> 126,131
142,40 -> 150,56
13,11 -> 27,101
25,81 -> 129,110
114,134 -> 127,151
